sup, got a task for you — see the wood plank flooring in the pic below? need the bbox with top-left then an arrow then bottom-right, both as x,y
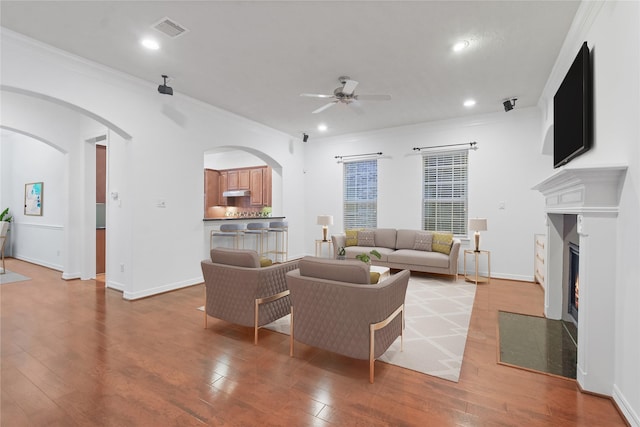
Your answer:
1,258 -> 627,426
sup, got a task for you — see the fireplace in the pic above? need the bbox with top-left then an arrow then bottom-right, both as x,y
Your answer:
568,243 -> 579,324
533,165 -> 626,395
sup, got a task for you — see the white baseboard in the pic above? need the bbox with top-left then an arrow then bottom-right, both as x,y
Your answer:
107,280 -> 125,292
13,254 -> 63,272
122,276 -> 203,300
613,384 -> 639,427
62,272 -> 81,280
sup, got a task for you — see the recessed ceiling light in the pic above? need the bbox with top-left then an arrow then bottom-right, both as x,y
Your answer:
317,124 -> 328,132
464,99 -> 476,107
141,38 -> 160,50
453,40 -> 470,52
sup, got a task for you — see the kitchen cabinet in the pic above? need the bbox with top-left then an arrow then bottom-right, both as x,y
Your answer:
204,169 -> 221,214
250,168 -> 263,205
219,171 -> 228,206
227,169 -> 250,190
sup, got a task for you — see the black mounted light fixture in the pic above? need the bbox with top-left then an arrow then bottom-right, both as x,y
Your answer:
302,133 -> 309,142
503,98 -> 517,112
158,75 -> 173,96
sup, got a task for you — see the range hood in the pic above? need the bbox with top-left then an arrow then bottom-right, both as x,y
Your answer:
223,190 -> 251,197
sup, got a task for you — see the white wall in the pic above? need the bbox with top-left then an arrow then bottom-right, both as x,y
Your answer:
537,1 -> 640,424
0,131 -> 65,268
304,107 -> 552,281
1,29 -> 306,299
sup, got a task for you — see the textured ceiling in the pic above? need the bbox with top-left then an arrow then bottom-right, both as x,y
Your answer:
0,1 -> 580,138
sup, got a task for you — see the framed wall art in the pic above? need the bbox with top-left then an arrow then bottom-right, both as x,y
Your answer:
24,182 -> 43,216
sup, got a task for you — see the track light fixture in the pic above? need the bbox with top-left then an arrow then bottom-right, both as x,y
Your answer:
158,75 -> 173,96
302,133 -> 309,142
503,98 -> 517,112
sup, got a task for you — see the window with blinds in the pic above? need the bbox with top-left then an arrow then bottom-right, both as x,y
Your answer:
422,150 -> 468,235
343,159 -> 377,229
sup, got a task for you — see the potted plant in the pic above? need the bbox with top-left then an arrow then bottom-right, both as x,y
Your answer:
337,246 -> 346,260
355,249 -> 381,264
0,208 -> 13,223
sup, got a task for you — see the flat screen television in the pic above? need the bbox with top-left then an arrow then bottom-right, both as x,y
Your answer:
553,41 -> 592,168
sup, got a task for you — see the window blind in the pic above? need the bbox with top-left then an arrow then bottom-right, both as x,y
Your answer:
343,159 -> 377,229
422,150 -> 468,235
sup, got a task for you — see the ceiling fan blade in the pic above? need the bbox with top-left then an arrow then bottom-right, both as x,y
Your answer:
349,100 -> 365,115
341,79 -> 358,95
355,94 -> 392,101
300,93 -> 334,98
312,101 -> 337,114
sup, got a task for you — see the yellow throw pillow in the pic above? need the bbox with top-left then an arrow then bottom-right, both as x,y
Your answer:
345,229 -> 360,247
432,232 -> 454,255
370,272 -> 381,284
260,258 -> 273,267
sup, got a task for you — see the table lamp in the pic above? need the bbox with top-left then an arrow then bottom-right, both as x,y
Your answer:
468,218 -> 487,252
317,215 -> 333,242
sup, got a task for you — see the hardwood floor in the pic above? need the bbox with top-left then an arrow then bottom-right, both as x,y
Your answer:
1,258 -> 626,426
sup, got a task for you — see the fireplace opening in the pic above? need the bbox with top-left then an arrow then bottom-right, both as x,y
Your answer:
568,242 -> 579,324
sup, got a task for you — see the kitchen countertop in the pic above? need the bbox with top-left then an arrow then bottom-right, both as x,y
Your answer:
203,216 -> 285,222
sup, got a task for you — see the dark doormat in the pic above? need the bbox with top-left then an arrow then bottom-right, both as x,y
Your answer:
498,311 -> 577,380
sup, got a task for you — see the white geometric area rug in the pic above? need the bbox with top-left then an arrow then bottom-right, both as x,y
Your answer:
263,275 -> 477,383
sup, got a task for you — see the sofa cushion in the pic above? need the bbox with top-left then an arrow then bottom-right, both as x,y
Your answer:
260,258 -> 273,267
370,271 -> 381,284
432,232 -> 454,255
298,256 -> 370,284
396,229 -> 418,250
357,230 -> 375,247
345,229 -> 360,246
210,248 -> 260,268
413,231 -> 433,251
374,228 -> 397,249
388,249 -> 450,269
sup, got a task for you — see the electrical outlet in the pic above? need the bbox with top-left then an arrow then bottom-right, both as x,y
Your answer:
120,263 -> 125,272
57,250 -> 61,256
498,201 -> 506,210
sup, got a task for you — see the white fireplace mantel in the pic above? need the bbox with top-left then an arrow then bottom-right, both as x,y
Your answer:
533,164 -> 627,396
532,165 -> 627,215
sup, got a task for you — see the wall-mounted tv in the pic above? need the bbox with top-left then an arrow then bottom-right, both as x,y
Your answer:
553,41 -> 592,168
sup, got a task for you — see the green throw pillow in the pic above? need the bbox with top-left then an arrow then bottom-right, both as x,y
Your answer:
259,258 -> 273,267
432,232 -> 454,255
345,229 -> 360,247
370,272 -> 381,284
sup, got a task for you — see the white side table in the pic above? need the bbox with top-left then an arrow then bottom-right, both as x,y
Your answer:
315,239 -> 334,258
370,265 -> 390,283
464,249 -> 491,284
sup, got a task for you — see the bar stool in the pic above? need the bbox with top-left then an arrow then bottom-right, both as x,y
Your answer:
244,222 -> 269,257
210,223 -> 246,250
267,221 -> 288,263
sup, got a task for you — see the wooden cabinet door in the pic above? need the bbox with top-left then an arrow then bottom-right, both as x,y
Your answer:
219,172 -> 228,206
204,169 -> 220,215
263,166 -> 272,207
227,170 -> 238,190
250,168 -> 263,205
238,169 -> 250,190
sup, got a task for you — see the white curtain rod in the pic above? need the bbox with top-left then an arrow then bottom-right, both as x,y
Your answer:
412,141 -> 478,152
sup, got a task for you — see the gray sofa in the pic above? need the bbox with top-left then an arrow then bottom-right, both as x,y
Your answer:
331,228 -> 461,278
201,248 -> 299,344
286,257 -> 410,383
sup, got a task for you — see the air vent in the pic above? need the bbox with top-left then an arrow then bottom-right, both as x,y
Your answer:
152,17 -> 189,38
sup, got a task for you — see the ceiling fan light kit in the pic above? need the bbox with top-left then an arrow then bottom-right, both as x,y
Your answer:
301,76 -> 391,114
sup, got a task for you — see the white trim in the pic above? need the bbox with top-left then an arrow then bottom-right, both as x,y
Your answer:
613,385 -> 640,427
11,222 -> 64,230
122,277 -> 203,300
12,254 -> 62,272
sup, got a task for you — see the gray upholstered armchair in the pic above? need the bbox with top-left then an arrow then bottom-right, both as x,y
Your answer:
201,248 -> 298,344
286,257 -> 410,383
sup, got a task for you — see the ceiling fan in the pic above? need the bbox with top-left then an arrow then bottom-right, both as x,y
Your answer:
300,76 -> 392,114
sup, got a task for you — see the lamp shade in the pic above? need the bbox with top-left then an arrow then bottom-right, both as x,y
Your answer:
468,218 -> 487,232
317,215 -> 334,226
